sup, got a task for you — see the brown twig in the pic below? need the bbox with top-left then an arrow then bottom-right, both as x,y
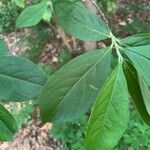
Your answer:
91,0 -> 109,28
56,25 -> 73,53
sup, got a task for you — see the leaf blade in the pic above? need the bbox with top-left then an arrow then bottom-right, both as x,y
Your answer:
139,76 -> 150,115
16,1 -> 47,28
54,1 -> 110,41
122,33 -> 150,47
0,56 -> 47,101
39,48 -> 111,123
124,45 -> 150,85
123,61 -> 150,126
86,64 -> 129,150
0,104 -> 18,141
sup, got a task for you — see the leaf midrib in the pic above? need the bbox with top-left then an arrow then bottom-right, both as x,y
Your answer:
88,67 -> 119,139
0,73 -> 42,86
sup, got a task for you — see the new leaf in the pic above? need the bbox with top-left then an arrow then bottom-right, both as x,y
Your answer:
14,0 -> 25,8
86,64 -> 129,150
16,1 -> 47,28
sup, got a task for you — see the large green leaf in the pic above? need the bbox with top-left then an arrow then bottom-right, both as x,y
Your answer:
54,1 -> 110,41
16,1 -> 47,28
39,47 -> 111,123
124,45 -> 150,118
0,104 -> 17,141
123,61 -> 150,126
139,76 -> 150,115
122,33 -> 150,47
14,0 -> 25,8
0,39 -> 7,56
124,45 -> 150,85
86,64 -> 129,150
0,56 -> 47,101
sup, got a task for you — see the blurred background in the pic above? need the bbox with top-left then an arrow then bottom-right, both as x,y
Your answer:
0,0 -> 150,149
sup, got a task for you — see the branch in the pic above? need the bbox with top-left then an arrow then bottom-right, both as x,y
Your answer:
91,0 -> 109,28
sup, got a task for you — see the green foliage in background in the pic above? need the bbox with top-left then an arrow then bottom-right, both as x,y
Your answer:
97,0 -> 118,13
50,116 -> 88,150
22,24 -> 52,63
123,17 -> 150,34
0,0 -> 20,32
116,108 -> 150,150
51,107 -> 150,150
12,101 -> 34,128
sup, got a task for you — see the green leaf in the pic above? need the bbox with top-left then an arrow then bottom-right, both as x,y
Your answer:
54,1 -> 110,41
16,1 -> 47,28
122,33 -> 150,47
39,47 -> 111,123
139,76 -> 150,115
42,1 -> 53,22
0,104 -> 17,141
86,64 -> 129,150
124,46 -> 150,119
123,61 -> 150,126
0,39 -> 7,56
14,0 -> 25,8
0,56 -> 47,102
124,45 -> 150,86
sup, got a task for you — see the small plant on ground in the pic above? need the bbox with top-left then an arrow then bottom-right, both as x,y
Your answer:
50,116 -> 88,150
